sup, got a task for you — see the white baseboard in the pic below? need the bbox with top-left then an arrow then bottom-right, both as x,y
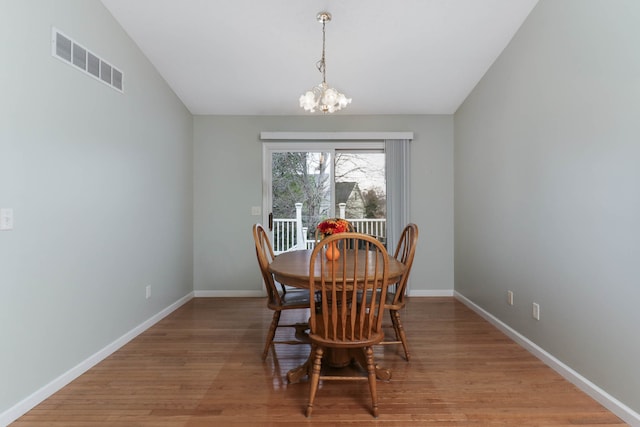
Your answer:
194,290 -> 265,297
454,291 -> 640,426
195,289 -> 452,298
0,292 -> 194,427
408,289 -> 454,297
196,290 -> 452,298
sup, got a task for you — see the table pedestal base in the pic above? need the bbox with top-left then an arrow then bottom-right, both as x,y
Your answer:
286,347 -> 391,384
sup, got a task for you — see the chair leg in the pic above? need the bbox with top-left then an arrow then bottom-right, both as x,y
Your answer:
389,309 -> 401,340
364,346 -> 379,418
306,345 -> 323,418
390,310 -> 410,361
262,310 -> 281,360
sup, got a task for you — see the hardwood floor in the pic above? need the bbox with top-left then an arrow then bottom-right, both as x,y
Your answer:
13,297 -> 625,426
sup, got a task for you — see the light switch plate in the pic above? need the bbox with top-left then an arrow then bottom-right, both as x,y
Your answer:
251,206 -> 261,216
0,208 -> 13,230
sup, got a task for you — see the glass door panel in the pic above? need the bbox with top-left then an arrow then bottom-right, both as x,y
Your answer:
271,151 -> 332,252
335,151 -> 386,244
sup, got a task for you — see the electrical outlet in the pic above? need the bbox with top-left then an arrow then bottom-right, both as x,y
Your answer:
146,285 -> 151,299
507,290 -> 514,306
532,302 -> 540,320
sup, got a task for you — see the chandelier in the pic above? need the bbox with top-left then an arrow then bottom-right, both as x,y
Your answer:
299,12 -> 351,113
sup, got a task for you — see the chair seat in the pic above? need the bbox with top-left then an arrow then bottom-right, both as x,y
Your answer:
357,289 -> 404,309
384,291 -> 405,309
279,288 -> 311,307
310,312 -> 385,348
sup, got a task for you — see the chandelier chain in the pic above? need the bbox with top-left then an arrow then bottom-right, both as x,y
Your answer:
316,20 -> 327,83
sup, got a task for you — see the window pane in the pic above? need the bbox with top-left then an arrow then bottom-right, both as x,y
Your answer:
335,151 -> 386,242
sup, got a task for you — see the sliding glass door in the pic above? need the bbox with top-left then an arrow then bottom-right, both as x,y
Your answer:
263,142 -> 385,253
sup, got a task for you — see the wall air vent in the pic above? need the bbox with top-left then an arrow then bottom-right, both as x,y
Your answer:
51,28 -> 123,93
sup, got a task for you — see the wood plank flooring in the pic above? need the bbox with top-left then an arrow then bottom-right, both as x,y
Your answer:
13,297 -> 625,426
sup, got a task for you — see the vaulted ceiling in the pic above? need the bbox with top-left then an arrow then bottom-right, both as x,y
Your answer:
100,0 -> 538,115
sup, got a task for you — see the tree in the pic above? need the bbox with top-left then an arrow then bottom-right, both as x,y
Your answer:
272,152 -> 330,231
363,188 -> 386,218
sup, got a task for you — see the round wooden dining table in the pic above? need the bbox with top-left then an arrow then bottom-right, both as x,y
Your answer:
269,248 -> 405,289
268,248 -> 406,383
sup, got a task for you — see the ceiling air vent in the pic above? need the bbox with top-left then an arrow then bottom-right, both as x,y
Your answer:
51,27 -> 123,93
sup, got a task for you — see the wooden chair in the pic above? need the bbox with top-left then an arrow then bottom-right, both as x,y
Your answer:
306,232 -> 390,418
252,224 -> 310,360
380,223 -> 419,361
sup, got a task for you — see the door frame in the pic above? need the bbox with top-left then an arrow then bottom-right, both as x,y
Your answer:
260,131 -> 413,253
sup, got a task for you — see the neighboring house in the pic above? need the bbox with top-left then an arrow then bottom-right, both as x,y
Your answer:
335,182 -> 365,219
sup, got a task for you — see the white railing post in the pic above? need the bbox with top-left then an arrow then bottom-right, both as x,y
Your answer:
295,203 -> 304,249
302,227 -> 308,249
338,203 -> 346,219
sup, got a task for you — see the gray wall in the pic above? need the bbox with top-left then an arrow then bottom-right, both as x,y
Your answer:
455,0 -> 640,414
193,115 -> 454,295
0,0 -> 193,414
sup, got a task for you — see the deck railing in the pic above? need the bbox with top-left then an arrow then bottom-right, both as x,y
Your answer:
271,218 -> 301,254
350,219 -> 386,242
272,203 -> 386,254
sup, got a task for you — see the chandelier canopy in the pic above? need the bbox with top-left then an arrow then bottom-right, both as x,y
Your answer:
299,12 -> 351,114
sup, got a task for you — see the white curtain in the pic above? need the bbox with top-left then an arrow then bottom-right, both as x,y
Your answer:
385,139 -> 411,255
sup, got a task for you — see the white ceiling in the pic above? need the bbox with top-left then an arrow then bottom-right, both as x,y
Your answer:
100,0 -> 538,116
